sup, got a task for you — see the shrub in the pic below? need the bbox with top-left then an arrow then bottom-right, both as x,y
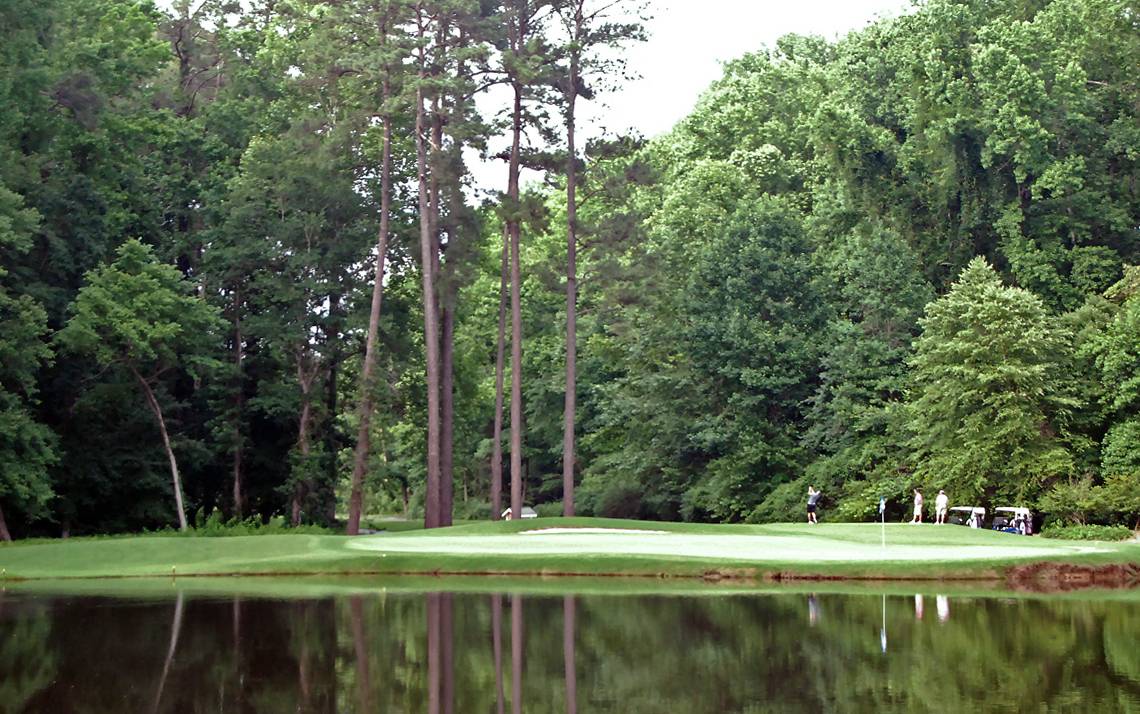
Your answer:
452,499 -> 491,521
534,501 -> 563,518
180,509 -> 332,537
748,481 -> 808,523
1040,523 -> 1133,541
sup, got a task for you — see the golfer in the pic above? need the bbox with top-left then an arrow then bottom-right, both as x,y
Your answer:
806,486 -> 822,524
910,489 -> 924,524
935,490 -> 949,524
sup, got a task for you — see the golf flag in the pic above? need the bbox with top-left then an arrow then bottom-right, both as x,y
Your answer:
879,497 -> 886,549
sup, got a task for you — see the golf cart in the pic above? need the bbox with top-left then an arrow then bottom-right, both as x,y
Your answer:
948,506 -> 985,529
992,506 -> 1033,535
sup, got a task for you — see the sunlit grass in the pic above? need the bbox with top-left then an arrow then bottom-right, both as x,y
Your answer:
0,517 -> 1135,581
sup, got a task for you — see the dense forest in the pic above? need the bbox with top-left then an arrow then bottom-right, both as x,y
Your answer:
0,0 -> 1137,539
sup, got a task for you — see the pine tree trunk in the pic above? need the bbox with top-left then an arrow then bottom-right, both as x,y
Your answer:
508,80 -> 525,522
562,42 -> 580,518
292,360 -> 316,527
132,368 -> 189,531
232,302 -> 245,517
293,397 -> 312,527
491,228 -> 509,520
440,300 -> 455,526
431,82 -> 454,528
347,97 -> 393,536
232,432 -> 243,517
323,334 -> 340,526
0,502 -> 11,542
416,20 -> 444,529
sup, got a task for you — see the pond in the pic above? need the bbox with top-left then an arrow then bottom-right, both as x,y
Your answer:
1,580 -> 1138,712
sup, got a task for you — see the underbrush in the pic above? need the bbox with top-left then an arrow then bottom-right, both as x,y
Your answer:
1040,524 -> 1134,541
166,510 -> 333,537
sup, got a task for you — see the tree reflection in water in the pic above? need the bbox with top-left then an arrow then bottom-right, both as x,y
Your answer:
1,588 -> 1139,712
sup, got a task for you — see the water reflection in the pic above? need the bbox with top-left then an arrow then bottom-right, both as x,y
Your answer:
564,595 -> 577,714
1,587 -> 1139,712
150,591 -> 184,713
937,594 -> 950,622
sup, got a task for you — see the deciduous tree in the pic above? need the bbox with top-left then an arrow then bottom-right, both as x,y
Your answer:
57,240 -> 221,531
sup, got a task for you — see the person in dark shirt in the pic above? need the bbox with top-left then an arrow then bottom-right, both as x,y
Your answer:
806,486 -> 822,524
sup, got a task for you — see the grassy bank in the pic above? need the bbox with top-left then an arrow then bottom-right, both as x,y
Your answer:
0,517 -> 1136,582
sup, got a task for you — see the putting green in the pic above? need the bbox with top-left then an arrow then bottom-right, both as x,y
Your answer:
348,528 -> 1110,563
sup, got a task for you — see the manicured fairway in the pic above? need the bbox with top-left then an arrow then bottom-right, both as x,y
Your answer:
0,518 -> 1136,581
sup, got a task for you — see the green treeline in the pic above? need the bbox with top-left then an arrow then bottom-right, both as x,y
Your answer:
0,0 -> 1137,538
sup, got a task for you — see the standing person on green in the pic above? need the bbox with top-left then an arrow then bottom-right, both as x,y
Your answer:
910,489 -> 924,524
806,486 -> 822,524
935,490 -> 949,524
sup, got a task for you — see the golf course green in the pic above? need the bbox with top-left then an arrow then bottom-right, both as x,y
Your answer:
0,518 -> 1136,582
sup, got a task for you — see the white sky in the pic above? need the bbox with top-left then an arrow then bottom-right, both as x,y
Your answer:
473,0 -> 912,192
595,0 -> 912,138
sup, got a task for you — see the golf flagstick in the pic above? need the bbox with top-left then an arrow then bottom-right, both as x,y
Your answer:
879,497 -> 886,549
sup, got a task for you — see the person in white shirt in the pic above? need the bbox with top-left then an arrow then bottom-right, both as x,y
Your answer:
935,490 -> 949,524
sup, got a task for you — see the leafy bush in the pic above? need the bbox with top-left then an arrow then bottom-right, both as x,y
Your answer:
534,501 -> 563,518
1040,523 -> 1133,541
580,474 -> 646,519
172,509 -> 332,537
748,481 -> 809,523
358,518 -> 423,533
452,499 -> 491,521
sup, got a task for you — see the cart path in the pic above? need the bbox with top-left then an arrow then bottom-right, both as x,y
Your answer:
346,531 -> 1111,563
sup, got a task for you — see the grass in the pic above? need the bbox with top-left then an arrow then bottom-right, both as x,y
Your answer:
0,517 -> 1136,582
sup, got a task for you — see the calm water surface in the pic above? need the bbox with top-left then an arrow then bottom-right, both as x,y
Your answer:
1,584 -> 1138,712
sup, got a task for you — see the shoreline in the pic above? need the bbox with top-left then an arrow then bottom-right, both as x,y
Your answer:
2,560 -> 1136,593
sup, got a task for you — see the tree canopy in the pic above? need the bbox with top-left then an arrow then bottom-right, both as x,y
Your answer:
0,0 -> 1137,537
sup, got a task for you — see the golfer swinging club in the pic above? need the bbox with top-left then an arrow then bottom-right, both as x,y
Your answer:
806,486 -> 822,524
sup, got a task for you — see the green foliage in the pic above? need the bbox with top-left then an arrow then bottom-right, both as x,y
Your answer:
181,509 -> 332,537
0,185 -> 56,533
1040,472 -> 1140,528
1039,523 -> 1133,541
908,258 -> 1078,501
1094,472 -> 1140,527
1038,475 -> 1102,526
803,222 -> 931,516
0,398 -> 57,523
57,239 -> 222,377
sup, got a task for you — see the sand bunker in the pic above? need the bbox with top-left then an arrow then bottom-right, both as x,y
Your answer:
520,527 -> 668,536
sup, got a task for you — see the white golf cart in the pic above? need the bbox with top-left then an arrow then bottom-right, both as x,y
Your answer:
948,506 -> 985,529
992,506 -> 1033,535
